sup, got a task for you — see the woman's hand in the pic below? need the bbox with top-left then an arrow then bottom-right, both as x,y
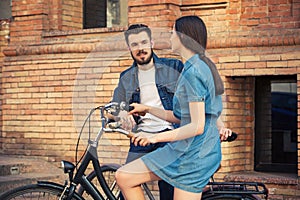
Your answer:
128,103 -> 150,116
131,132 -> 157,146
119,115 -> 136,131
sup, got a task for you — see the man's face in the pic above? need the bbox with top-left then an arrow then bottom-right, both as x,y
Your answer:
128,31 -> 153,65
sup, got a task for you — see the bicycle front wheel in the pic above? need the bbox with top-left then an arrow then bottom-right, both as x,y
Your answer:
0,183 -> 83,200
202,193 -> 260,200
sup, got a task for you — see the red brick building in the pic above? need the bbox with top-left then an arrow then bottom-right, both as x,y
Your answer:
0,0 -> 299,199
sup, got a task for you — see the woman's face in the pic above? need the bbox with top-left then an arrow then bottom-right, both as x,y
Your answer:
170,25 -> 181,54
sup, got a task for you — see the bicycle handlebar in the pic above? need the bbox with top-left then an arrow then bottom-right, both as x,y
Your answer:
104,101 -> 133,116
105,123 -> 238,142
103,126 -> 134,138
101,102 -> 238,142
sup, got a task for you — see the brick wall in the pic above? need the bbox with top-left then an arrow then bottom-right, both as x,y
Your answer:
61,0 -> 82,30
2,33 -> 129,164
10,0 -> 48,43
0,19 -> 10,154
0,0 -> 300,199
218,76 -> 255,175
128,0 -> 180,28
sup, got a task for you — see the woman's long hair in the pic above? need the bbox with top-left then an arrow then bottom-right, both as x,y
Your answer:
175,16 -> 224,95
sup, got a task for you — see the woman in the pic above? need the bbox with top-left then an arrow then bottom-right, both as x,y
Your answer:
115,16 -> 224,200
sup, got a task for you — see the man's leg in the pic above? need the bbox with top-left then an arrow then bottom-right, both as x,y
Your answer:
158,180 -> 174,200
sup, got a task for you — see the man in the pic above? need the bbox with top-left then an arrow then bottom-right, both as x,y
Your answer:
111,24 -> 231,199
111,24 -> 182,200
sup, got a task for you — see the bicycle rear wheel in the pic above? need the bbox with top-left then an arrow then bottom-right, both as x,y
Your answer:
0,183 -> 82,200
202,194 -> 260,200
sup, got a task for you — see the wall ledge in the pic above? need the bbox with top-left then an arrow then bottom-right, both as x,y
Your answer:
224,172 -> 298,185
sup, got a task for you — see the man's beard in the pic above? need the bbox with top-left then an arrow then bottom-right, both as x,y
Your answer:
131,49 -> 153,65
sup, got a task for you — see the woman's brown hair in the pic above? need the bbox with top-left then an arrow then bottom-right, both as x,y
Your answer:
175,16 -> 224,95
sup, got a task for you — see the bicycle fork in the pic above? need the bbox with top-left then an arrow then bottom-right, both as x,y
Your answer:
59,160 -> 78,200
58,183 -> 77,200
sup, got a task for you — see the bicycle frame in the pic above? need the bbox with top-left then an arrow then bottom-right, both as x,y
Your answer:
71,145 -> 116,200
59,104 -> 127,200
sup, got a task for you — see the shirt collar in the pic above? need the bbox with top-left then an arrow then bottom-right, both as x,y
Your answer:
184,54 -> 199,71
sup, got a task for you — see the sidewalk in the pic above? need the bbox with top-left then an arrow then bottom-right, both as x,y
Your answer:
0,155 -> 67,194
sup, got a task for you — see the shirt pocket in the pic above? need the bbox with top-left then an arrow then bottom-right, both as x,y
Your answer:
162,81 -> 177,94
126,89 -> 139,104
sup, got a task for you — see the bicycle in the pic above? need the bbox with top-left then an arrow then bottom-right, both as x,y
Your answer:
75,103 -> 269,200
0,102 -> 134,200
0,102 -> 269,200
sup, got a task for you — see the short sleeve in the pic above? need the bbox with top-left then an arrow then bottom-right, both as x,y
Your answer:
181,68 -> 207,103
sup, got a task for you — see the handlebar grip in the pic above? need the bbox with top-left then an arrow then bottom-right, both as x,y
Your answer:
128,106 -> 134,112
119,102 -> 134,112
107,122 -> 121,129
224,132 -> 238,142
127,132 -> 135,138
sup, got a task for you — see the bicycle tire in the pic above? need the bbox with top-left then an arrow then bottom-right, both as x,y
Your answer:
202,193 -> 260,200
0,183 -> 82,200
77,164 -> 121,199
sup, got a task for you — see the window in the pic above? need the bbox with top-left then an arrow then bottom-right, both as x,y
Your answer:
0,0 -> 12,19
255,75 -> 297,174
83,0 -> 127,29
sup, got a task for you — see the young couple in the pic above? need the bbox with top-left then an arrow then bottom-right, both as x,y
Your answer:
111,15 -> 231,200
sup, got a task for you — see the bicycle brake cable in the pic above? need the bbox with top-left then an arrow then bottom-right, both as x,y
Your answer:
75,107 -> 98,169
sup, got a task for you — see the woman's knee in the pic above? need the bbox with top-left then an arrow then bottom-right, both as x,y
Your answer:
115,168 -> 129,187
115,169 -> 133,188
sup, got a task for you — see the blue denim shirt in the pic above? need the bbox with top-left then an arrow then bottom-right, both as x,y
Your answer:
112,53 -> 184,128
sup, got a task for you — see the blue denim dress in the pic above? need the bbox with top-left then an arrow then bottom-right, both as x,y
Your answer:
141,54 -> 222,193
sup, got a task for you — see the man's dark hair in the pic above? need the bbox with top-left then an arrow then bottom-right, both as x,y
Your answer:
124,24 -> 152,45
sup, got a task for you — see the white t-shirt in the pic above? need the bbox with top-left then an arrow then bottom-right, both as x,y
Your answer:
137,67 -> 173,132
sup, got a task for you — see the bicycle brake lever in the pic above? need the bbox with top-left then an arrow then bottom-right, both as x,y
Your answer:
107,122 -> 122,129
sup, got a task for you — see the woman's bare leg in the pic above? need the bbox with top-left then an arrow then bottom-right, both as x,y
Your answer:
115,158 -> 161,200
174,187 -> 202,200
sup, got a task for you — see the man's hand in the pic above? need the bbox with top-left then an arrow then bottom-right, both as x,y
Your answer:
128,103 -> 149,116
219,127 -> 232,141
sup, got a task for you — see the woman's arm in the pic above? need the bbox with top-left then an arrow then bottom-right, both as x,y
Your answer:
132,102 -> 205,145
129,103 -> 180,124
